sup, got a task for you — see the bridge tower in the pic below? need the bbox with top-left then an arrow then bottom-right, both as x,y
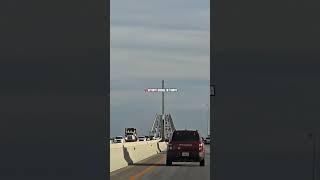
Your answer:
150,113 -> 176,140
145,80 -> 177,141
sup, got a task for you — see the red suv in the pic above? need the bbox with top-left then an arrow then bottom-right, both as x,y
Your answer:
166,130 -> 205,166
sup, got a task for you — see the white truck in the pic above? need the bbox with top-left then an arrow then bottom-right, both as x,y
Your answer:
125,128 -> 138,142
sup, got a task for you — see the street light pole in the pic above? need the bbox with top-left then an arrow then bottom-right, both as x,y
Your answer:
204,104 -> 209,137
208,104 -> 209,137
161,80 -> 165,141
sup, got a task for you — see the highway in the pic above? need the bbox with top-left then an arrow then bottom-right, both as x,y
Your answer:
110,144 -> 210,180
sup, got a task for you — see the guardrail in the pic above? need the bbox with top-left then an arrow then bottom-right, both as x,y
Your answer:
110,140 -> 167,172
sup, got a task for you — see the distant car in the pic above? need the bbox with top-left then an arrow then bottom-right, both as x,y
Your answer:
138,136 -> 147,141
204,137 -> 210,144
145,136 -> 150,141
114,136 -> 125,143
166,130 -> 205,166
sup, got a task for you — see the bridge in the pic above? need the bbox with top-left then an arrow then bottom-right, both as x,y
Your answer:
110,80 -> 210,180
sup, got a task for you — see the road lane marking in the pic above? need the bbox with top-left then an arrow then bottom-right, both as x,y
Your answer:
129,156 -> 166,180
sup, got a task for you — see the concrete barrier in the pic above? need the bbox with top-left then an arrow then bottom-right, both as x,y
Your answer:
158,141 -> 167,152
110,140 -> 167,172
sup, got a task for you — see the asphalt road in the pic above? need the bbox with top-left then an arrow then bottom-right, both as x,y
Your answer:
110,145 -> 210,180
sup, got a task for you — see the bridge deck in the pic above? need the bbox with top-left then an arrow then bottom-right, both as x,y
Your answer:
110,145 -> 210,180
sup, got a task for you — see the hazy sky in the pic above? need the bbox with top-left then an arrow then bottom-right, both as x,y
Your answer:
110,0 -> 210,137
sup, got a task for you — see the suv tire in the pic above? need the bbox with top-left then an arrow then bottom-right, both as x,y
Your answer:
200,158 -> 205,166
166,158 -> 172,166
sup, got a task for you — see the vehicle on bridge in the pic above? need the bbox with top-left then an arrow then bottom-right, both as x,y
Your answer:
114,136 -> 125,143
149,135 -> 155,140
204,137 -> 211,144
166,130 -> 205,166
138,136 -> 147,141
124,128 -> 138,142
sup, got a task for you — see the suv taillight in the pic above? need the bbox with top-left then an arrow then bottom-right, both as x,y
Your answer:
199,143 -> 203,151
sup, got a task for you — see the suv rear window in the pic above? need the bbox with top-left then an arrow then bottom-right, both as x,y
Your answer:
171,131 -> 200,141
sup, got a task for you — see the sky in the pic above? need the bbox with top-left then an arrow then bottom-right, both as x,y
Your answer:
110,0 -> 210,137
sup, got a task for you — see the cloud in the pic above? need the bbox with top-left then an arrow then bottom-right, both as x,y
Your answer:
111,78 -> 209,110
111,26 -> 209,53
110,0 -> 210,136
110,40 -> 209,80
110,0 -> 210,81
